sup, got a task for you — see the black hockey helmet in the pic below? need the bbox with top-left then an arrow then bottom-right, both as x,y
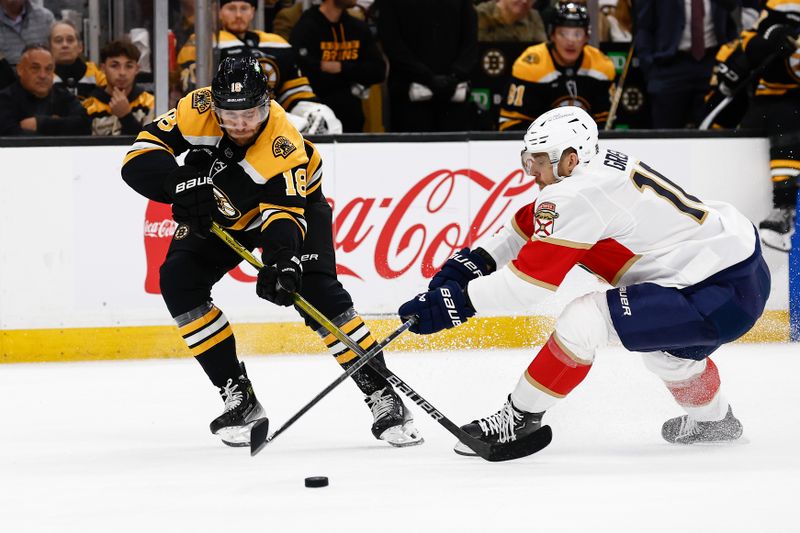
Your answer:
552,2 -> 590,30
211,56 -> 269,111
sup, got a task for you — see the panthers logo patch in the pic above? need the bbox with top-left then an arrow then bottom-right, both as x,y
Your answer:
534,201 -> 559,238
192,88 -> 212,114
272,136 -> 297,158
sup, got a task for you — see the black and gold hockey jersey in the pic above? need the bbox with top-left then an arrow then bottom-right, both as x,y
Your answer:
713,1 -> 799,97
177,30 -> 316,112
498,42 -> 615,131
82,85 -> 155,136
54,59 -> 106,100
121,88 -> 323,260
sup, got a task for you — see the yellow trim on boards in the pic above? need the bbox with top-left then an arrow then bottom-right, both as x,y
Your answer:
0,310 -> 790,364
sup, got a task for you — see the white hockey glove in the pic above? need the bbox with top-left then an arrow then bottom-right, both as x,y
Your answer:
290,101 -> 343,135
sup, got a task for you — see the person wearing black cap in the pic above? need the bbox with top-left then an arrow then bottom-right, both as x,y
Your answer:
498,1 -> 616,130
290,0 -> 387,132
121,56 -> 423,449
177,0 -> 342,133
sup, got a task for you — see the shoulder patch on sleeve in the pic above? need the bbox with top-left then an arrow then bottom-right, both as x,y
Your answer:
512,43 -> 555,82
533,201 -> 560,238
272,136 -> 297,158
191,88 -> 212,114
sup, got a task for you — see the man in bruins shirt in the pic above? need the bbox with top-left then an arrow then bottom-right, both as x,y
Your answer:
706,0 -> 799,251
498,2 -> 615,131
121,56 -> 422,449
178,0 -> 342,134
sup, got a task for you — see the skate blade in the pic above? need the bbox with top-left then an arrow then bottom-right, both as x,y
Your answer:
215,418 -> 263,447
760,230 -> 792,252
379,421 -> 424,448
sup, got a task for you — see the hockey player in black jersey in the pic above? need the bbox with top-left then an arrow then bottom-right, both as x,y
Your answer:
121,56 -> 422,448
498,2 -> 615,131
706,0 -> 800,251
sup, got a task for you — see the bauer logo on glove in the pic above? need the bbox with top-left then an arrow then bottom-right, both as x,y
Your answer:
398,281 -> 476,335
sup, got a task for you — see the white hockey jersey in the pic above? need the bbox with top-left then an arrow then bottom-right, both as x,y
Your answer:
468,148 -> 757,313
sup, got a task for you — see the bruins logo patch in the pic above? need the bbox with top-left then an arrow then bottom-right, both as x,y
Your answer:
174,224 -> 190,240
534,201 -> 559,238
523,53 -> 540,65
272,136 -> 297,158
192,89 -> 212,114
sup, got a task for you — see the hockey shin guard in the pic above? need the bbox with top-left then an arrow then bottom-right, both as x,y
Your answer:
643,353 -> 729,421
316,308 -> 389,395
175,302 -> 241,388
512,332 -> 593,413
512,293 -> 613,412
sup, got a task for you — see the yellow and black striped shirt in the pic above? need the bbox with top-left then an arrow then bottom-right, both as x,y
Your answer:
498,42 -> 615,131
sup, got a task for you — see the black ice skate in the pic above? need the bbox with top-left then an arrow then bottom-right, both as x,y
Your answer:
454,395 -> 547,456
759,207 -> 795,252
365,387 -> 423,447
209,363 -> 266,447
661,405 -> 743,444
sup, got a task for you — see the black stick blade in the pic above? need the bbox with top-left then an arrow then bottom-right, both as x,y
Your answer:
486,425 -> 553,462
249,418 -> 270,457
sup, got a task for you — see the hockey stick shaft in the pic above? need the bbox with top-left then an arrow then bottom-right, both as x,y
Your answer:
605,43 -> 635,131
211,222 -> 376,353
211,223 -> 499,459
255,317 -> 416,454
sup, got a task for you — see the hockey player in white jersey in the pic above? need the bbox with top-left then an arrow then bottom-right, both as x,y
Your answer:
399,106 -> 771,456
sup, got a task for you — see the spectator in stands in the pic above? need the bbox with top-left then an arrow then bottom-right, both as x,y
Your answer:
0,0 -> 54,65
375,0 -> 478,132
476,0 -> 547,43
634,0 -> 741,128
598,0 -> 632,43
275,1 -> 367,42
178,0 -> 342,134
169,0 -> 195,51
264,0 -> 296,34
497,2 -> 615,130
0,53 -> 15,89
82,40 -> 154,136
0,44 -> 89,135
290,0 -> 385,132
49,20 -> 105,100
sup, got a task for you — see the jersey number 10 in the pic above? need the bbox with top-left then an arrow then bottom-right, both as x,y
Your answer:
631,162 -> 708,224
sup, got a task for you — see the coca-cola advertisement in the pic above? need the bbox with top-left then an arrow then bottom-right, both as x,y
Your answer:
0,139 -> 779,331
139,141 -> 544,316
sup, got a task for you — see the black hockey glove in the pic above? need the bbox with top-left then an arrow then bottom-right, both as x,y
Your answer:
716,53 -> 751,97
746,24 -> 799,67
164,165 -> 216,236
428,247 -> 496,290
256,252 -> 302,307
398,281 -> 475,335
184,147 -> 217,171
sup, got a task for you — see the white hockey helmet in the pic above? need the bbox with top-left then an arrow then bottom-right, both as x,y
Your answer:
521,106 -> 599,180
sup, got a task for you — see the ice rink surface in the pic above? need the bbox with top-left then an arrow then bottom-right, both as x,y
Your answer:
2,343 -> 798,533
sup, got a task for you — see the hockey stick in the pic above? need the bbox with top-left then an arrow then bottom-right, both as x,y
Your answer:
249,317 -> 416,456
211,222 -> 553,461
605,43 -> 635,131
699,36 -> 800,130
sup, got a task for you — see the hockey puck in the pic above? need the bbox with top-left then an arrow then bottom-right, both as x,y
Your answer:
304,476 -> 329,488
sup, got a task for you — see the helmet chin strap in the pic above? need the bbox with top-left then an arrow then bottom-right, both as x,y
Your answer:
552,162 -> 565,181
